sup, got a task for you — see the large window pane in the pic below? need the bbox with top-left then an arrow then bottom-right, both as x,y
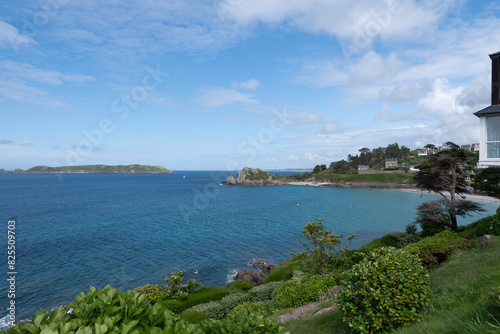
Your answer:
487,142 -> 500,158
487,116 -> 500,141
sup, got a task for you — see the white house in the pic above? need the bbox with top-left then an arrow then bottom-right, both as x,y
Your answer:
475,51 -> 500,167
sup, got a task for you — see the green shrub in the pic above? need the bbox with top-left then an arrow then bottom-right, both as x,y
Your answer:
272,275 -> 337,309
459,213 -> 500,237
188,301 -> 226,320
392,232 -> 419,248
248,281 -> 283,302
225,279 -> 253,291
298,219 -> 355,274
338,247 -> 431,333
179,311 -> 209,324
219,293 -> 249,314
230,301 -> 268,317
200,305 -> 286,334
265,261 -> 304,283
161,286 -> 229,312
132,283 -> 167,304
404,230 -> 475,268
380,233 -> 398,247
5,285 -> 202,334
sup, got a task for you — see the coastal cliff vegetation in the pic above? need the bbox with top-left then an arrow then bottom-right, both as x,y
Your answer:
23,164 -> 173,173
5,207 -> 500,334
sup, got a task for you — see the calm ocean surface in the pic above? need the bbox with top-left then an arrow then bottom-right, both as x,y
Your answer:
0,171 -> 498,324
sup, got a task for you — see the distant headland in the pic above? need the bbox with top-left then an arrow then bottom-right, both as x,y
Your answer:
0,164 -> 174,174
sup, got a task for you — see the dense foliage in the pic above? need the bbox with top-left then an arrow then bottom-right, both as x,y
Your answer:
413,149 -> 482,231
4,285 -> 202,334
404,230 -> 475,268
338,247 -> 430,334
297,219 -> 355,274
272,275 -> 337,309
132,270 -> 202,304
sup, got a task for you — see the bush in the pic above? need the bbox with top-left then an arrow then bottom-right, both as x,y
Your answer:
338,247 -> 431,333
132,283 -> 167,304
219,293 -> 249,314
272,275 -> 337,309
188,301 -> 226,320
230,301 -> 268,317
200,304 -> 286,334
161,286 -> 230,312
380,233 -> 398,247
404,230 -> 475,268
248,281 -> 283,302
298,219 -> 355,274
179,311 -> 209,324
459,213 -> 500,237
392,232 -> 419,248
265,261 -> 304,283
225,279 -> 253,291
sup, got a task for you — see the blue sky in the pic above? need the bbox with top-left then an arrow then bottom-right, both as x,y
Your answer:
1,0 -> 500,170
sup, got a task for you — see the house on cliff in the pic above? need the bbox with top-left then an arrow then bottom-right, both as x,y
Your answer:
475,51 -> 500,167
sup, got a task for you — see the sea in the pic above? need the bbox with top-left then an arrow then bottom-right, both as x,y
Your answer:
0,171 -> 498,328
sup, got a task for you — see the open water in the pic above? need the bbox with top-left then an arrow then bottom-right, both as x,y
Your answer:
0,171 -> 497,326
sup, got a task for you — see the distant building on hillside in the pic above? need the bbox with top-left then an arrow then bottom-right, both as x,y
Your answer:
417,150 -> 427,157
461,144 -> 471,151
358,165 -> 369,172
475,51 -> 500,167
472,143 -> 480,152
385,158 -> 398,168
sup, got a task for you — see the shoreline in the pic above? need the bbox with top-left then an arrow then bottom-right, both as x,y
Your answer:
286,181 -> 500,204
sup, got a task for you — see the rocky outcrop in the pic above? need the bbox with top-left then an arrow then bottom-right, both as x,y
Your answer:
222,167 -> 284,186
233,259 -> 277,287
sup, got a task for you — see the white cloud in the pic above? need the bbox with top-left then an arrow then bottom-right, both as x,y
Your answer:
0,21 -> 37,50
265,158 -> 278,163
0,139 -> 34,146
234,78 -> 261,90
288,155 -> 299,161
0,61 -> 95,85
200,87 -> 259,107
349,52 -> 404,83
321,123 -> 340,134
303,152 -> 320,160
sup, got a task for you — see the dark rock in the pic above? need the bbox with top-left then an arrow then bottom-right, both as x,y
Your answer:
234,259 -> 277,287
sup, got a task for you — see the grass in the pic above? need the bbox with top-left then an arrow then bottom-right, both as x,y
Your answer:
283,236 -> 500,334
160,286 -> 230,312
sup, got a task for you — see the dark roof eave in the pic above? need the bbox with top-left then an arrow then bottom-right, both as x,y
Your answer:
474,105 -> 500,117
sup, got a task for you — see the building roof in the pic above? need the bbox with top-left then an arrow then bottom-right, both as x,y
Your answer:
474,104 -> 500,117
490,51 -> 500,58
385,158 -> 397,161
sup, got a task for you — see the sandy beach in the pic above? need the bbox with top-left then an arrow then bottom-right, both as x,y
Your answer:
287,181 -> 500,205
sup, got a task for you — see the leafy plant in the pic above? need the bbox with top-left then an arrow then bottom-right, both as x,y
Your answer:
248,281 -> 283,303
133,270 -> 202,303
219,293 -> 250,315
338,247 -> 430,333
187,301 -> 226,320
200,302 -> 287,334
379,233 -> 398,247
272,275 -> 337,309
392,232 -> 419,248
298,219 -> 355,274
161,286 -> 230,313
4,285 -> 202,334
404,230 -> 475,268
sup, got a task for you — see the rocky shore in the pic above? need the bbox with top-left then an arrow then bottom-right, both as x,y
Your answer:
233,259 -> 277,287
222,167 -> 417,189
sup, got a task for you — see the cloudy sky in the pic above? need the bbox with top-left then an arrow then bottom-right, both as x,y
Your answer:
1,0 -> 499,170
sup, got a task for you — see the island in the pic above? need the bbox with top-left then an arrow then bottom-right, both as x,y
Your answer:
1,164 -> 174,174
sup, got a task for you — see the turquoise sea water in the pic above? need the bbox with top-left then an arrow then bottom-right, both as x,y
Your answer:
0,171 -> 498,325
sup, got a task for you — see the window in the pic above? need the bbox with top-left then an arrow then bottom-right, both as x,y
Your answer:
487,116 -> 500,158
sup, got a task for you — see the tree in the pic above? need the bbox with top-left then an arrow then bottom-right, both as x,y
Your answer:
445,141 -> 460,150
473,167 -> 500,199
414,199 -> 483,237
413,149 -> 484,232
424,144 -> 436,151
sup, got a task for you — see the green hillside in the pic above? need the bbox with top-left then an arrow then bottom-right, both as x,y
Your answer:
25,164 -> 173,173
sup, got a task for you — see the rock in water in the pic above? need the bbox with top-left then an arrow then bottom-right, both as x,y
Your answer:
222,175 -> 236,185
234,259 -> 277,287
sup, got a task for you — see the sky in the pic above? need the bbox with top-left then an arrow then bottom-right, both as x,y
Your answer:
1,0 -> 500,170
